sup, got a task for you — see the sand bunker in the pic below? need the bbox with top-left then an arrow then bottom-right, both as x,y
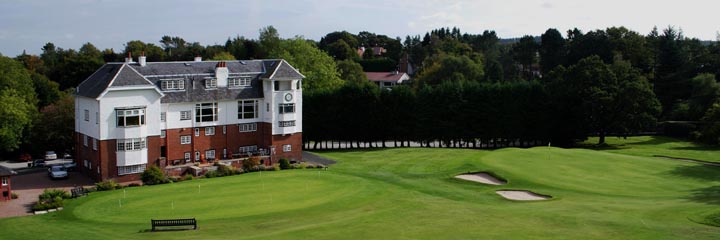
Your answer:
455,172 -> 506,185
496,190 -> 551,201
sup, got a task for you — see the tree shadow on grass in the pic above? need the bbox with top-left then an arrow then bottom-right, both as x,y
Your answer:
686,185 -> 720,205
669,165 -> 720,182
671,145 -> 720,151
624,136 -> 676,146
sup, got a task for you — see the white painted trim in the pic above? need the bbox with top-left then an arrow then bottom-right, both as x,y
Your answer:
268,60 -> 306,80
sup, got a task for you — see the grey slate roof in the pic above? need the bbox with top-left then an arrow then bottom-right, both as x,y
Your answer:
75,59 -> 303,103
0,165 -> 15,177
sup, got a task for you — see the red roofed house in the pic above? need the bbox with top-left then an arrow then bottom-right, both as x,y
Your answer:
365,71 -> 410,89
0,166 -> 15,201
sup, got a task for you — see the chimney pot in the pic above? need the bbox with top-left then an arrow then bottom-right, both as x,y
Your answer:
194,56 -> 202,62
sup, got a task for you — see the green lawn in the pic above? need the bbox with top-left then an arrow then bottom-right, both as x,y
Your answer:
581,135 -> 720,163
1,138 -> 719,239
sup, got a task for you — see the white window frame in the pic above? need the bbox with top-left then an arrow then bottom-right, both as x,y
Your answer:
195,128 -> 200,136
1,177 -> 7,186
279,120 -> 296,127
180,135 -> 191,145
160,112 -> 166,122
92,138 -> 98,151
118,164 -> 146,176
195,102 -> 218,123
238,100 -> 258,119
239,123 -> 257,132
116,108 -> 146,127
205,77 -> 217,89
84,109 -> 89,121
180,111 -> 191,120
83,135 -> 88,147
222,126 -> 227,135
239,145 -> 258,154
184,152 -> 191,162
205,127 -> 215,136
116,138 -> 146,151
205,149 -> 216,160
279,103 -> 295,114
160,130 -> 166,138
195,151 -> 200,161
160,78 -> 185,91
283,144 -> 291,152
228,76 -> 252,88
95,112 -> 99,124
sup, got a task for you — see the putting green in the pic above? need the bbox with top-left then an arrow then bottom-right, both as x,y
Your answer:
0,140 -> 719,239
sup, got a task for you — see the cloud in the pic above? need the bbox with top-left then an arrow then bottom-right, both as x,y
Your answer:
541,2 -> 553,8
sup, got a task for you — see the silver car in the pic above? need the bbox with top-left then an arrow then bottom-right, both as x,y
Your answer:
48,165 -> 68,179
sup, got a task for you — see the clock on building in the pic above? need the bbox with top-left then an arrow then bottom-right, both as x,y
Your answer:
284,93 -> 293,102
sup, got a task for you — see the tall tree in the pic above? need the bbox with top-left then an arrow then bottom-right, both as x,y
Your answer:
0,56 -> 37,151
511,35 -> 539,80
272,37 -> 343,91
336,59 -> 367,84
539,28 -> 566,74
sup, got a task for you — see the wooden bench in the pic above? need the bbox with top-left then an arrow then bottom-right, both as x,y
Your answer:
71,186 -> 88,198
151,218 -> 197,231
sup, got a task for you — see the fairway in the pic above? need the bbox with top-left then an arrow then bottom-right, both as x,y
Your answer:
1,142 -> 720,239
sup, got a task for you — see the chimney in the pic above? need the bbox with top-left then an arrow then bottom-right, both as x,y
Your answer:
138,51 -> 147,67
215,61 -> 228,87
194,56 -> 202,62
125,52 -> 133,63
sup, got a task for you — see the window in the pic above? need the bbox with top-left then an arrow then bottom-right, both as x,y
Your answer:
180,111 -> 191,120
222,126 -> 227,135
84,110 -> 89,121
83,160 -> 89,168
205,149 -> 216,160
239,145 -> 257,153
95,112 -> 99,124
266,103 -> 270,112
205,77 -> 217,89
88,161 -> 91,169
274,81 -> 279,91
296,80 -> 301,90
184,152 -> 191,162
205,127 -> 215,136
160,130 -> 166,138
195,128 -> 200,136
279,103 -> 295,114
239,123 -> 257,132
83,135 -> 88,147
279,120 -> 296,127
180,135 -> 191,144
229,76 -> 252,88
238,100 -> 258,119
283,144 -> 292,152
1,177 -> 7,186
116,138 -> 146,151
93,138 -> 98,151
223,148 -> 227,159
161,78 -> 185,90
160,112 -> 166,122
195,102 -> 218,122
118,164 -> 146,175
195,151 -> 200,161
116,108 -> 146,127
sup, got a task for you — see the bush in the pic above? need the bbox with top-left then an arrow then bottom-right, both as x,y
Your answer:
257,165 -> 266,171
298,162 -> 308,169
127,182 -> 142,187
33,189 -> 71,211
243,157 -> 261,171
316,164 -> 326,169
279,158 -> 291,169
204,170 -> 218,178
96,180 -> 120,191
216,164 -> 235,177
141,165 -> 167,185
11,193 -> 18,199
182,174 -> 194,181
266,164 -> 279,171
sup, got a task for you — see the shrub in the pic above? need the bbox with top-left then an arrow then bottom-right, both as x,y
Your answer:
304,163 -> 315,169
182,174 -> 194,181
279,158 -> 291,169
316,164 -> 326,169
234,168 -> 245,175
127,183 -> 142,187
11,193 -> 18,199
204,170 -> 218,178
257,165 -> 266,171
299,162 -> 308,169
141,165 -> 167,185
216,164 -> 235,177
33,189 -> 71,211
243,157 -> 261,171
96,180 -> 120,191
266,164 -> 279,171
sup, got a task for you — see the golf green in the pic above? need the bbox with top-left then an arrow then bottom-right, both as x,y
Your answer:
1,139 -> 719,239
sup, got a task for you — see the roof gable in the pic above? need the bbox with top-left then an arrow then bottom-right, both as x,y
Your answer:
267,60 -> 305,80
110,65 -> 154,87
365,72 -> 409,82
76,63 -> 123,98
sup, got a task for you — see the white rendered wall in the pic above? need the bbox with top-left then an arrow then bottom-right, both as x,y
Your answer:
99,88 -> 162,140
264,79 -> 303,135
116,149 -> 148,166
75,96 -> 100,139
161,99 -> 264,130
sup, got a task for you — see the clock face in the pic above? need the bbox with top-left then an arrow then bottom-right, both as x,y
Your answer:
284,93 -> 293,102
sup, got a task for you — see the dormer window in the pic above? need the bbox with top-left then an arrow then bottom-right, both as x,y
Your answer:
229,76 -> 252,88
161,78 -> 185,91
205,77 -> 217,89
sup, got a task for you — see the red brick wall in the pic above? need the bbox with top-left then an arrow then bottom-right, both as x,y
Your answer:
162,123 -> 274,164
271,133 -> 303,163
1,176 -> 10,201
76,132 -> 102,182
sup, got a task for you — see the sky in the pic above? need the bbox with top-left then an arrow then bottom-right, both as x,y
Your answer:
1,0 -> 719,56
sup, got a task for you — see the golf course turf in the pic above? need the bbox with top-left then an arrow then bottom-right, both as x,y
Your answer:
0,136 -> 719,239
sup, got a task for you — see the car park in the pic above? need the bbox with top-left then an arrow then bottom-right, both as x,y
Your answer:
32,159 -> 46,168
63,162 -> 77,171
48,165 -> 68,179
45,151 -> 57,160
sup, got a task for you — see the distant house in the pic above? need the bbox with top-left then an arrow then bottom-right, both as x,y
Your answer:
365,71 -> 410,89
357,47 -> 387,57
0,166 -> 15,201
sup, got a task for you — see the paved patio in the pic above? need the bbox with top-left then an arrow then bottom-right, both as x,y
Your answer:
0,171 -> 94,218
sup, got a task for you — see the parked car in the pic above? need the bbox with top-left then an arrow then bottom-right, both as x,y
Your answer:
32,159 -> 46,168
48,165 -> 68,179
63,162 -> 77,171
62,152 -> 72,159
45,151 -> 57,160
